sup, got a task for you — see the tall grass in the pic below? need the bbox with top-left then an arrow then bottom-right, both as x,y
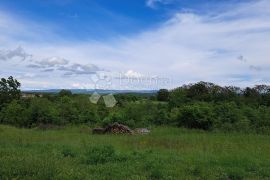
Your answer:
1,125 -> 270,179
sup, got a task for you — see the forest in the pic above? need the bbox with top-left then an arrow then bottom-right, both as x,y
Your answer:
1,76 -> 270,179
1,76 -> 270,134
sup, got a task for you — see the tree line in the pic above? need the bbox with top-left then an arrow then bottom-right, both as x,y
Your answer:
1,77 -> 270,133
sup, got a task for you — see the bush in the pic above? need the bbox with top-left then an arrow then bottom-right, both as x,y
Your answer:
120,101 -> 167,127
176,103 -> 214,130
213,102 -> 249,132
0,100 -> 31,127
102,111 -> 136,128
29,98 -> 60,125
58,96 -> 79,124
152,108 -> 170,125
253,106 -> 270,133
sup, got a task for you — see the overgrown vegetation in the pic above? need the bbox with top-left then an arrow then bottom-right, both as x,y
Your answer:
1,125 -> 270,179
1,77 -> 270,133
1,77 -> 270,179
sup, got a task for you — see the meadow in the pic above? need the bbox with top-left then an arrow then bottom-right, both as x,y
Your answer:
1,125 -> 270,179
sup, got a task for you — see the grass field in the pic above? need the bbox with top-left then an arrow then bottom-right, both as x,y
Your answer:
1,125 -> 270,179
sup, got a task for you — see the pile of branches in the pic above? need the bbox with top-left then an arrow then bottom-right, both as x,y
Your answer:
92,122 -> 133,135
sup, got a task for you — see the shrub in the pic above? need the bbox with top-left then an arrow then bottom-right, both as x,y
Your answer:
213,102 -> 249,131
176,103 -> 214,130
29,98 -> 60,125
152,108 -> 170,125
58,96 -> 79,124
0,100 -> 31,127
102,111 -> 136,128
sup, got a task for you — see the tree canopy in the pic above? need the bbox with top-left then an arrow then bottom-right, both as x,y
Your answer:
0,76 -> 21,107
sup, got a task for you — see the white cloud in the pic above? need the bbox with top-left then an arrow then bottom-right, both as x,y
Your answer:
146,0 -> 171,9
38,57 -> 69,67
0,46 -> 32,61
122,70 -> 144,79
58,63 -> 101,75
1,0 -> 270,89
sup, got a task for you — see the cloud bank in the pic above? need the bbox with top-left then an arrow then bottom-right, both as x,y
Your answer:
0,46 -> 32,61
0,0 -> 270,89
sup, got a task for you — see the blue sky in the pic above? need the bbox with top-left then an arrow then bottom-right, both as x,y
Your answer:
0,0 -> 269,89
0,0 -> 251,40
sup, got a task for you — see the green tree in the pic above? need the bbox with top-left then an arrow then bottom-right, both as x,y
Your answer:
169,87 -> 188,108
176,103 -> 214,130
58,89 -> 72,97
213,102 -> 249,132
157,89 -> 169,101
0,76 -> 21,107
58,96 -> 78,124
29,98 -> 60,125
0,100 -> 30,127
73,95 -> 100,124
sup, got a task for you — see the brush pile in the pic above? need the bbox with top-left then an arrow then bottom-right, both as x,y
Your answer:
92,122 -> 133,135
104,122 -> 133,134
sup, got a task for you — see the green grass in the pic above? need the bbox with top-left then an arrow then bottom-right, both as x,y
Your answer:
1,125 -> 270,179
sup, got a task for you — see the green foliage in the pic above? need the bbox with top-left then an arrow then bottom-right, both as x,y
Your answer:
73,96 -> 100,124
1,77 -> 270,133
157,89 -> 169,101
213,102 -> 249,132
169,87 -> 189,107
58,96 -> 78,124
0,100 -> 30,127
58,89 -> 72,97
176,103 -> 214,130
0,76 -> 21,107
29,98 -> 60,125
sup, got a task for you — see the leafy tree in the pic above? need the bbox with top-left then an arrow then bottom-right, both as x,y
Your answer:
186,82 -> 213,101
213,102 -> 249,132
153,108 -> 169,125
0,76 -> 21,107
58,89 -> 72,97
254,85 -> 270,106
255,106 -> 270,132
58,96 -> 78,124
157,89 -> 169,101
254,85 -> 270,94
73,95 -> 100,124
29,98 -> 60,125
176,103 -> 214,130
221,86 -> 240,102
169,87 -> 188,108
0,100 -> 30,127
1,78 -> 270,133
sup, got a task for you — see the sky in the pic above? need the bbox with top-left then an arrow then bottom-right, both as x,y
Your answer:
0,0 -> 270,90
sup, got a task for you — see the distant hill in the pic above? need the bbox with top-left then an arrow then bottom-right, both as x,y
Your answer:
22,89 -> 158,94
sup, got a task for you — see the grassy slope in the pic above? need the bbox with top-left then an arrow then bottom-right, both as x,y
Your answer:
0,125 -> 270,179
